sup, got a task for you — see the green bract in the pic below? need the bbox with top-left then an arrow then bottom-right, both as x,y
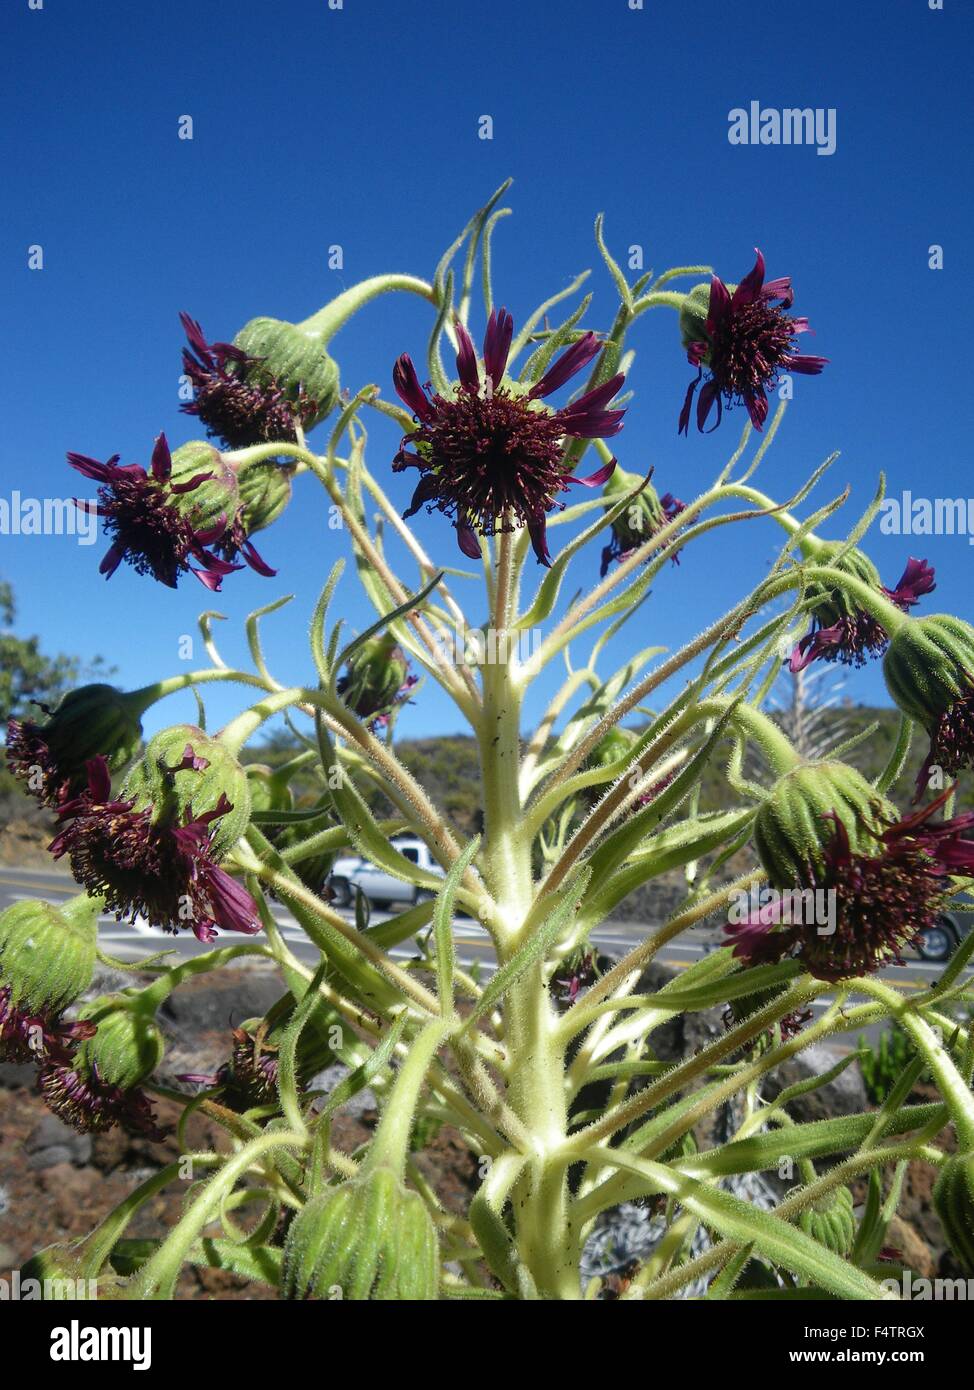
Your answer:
121,724 -> 252,856
0,894 -> 99,1013
74,996 -> 166,1091
233,317 -> 340,430
283,1166 -> 439,1301
753,760 -> 892,887
883,614 -> 974,730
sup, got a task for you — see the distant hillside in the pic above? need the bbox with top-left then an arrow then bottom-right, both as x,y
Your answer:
244,702 -> 972,840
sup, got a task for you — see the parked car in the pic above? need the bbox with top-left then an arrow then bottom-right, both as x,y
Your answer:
329,837 -> 444,909
915,899 -> 974,963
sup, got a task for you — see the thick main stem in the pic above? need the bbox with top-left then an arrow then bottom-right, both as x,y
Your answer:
478,528 -> 576,1298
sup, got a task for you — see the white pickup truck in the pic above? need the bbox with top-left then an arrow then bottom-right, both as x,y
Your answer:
329,837 -> 444,909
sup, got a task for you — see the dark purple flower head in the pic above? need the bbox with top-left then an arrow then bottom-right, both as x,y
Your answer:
790,553 -> 936,674
4,719 -> 62,807
335,633 -> 417,729
39,1058 -> 166,1139
679,250 -> 827,435
0,986 -> 95,1065
50,757 -> 261,943
180,1025 -> 282,1110
600,490 -> 686,578
5,684 -> 144,808
789,612 -> 890,673
727,790 -> 974,981
393,309 -> 623,566
180,313 -> 313,450
68,433 -> 242,591
552,951 -> 598,1005
915,690 -> 974,801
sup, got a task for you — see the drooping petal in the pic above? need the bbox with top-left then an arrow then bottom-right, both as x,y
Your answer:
563,457 -> 617,489
239,539 -> 277,577
206,864 -> 261,935
761,276 -> 794,308
402,474 -> 441,519
191,566 -> 227,592
697,378 -> 722,432
527,514 -> 552,567
785,353 -> 829,375
744,388 -> 769,430
678,370 -> 701,435
456,518 -> 482,559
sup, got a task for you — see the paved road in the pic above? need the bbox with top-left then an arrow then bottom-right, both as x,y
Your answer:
1,865 -> 964,1046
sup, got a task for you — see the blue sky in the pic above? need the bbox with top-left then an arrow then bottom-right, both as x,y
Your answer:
1,0 -> 971,745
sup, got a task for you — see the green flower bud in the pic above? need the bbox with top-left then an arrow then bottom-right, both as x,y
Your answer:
5,682 -> 144,806
678,282 -> 714,354
233,317 -> 340,431
337,633 -> 413,722
589,727 -> 637,771
75,996 -> 166,1091
0,894 -> 99,1014
245,763 -> 294,816
797,1184 -> 857,1256
933,1153 -> 974,1275
599,465 -> 685,577
754,760 -> 894,889
121,724 -> 252,857
234,459 -> 294,536
883,615 -> 974,732
282,1166 -> 439,1301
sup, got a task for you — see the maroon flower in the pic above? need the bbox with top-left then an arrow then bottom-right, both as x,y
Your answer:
883,556 -> 937,610
179,1026 -> 282,1110
0,986 -> 95,1065
679,250 -> 827,435
916,692 -> 974,802
39,1059 -> 166,1140
726,789 -> 974,981
789,612 -> 891,673
393,309 -> 622,565
50,757 -> 261,944
4,719 -> 63,807
790,556 -> 937,673
552,951 -> 598,1004
68,433 -> 241,591
180,313 -> 312,450
599,491 -> 686,578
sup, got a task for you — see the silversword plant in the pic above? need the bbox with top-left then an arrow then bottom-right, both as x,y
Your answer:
6,185 -> 974,1301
